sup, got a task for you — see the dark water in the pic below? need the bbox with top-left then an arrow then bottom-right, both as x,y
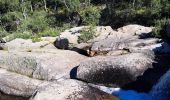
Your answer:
0,92 -> 29,100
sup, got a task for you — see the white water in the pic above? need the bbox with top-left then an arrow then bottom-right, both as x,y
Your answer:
95,86 -> 152,100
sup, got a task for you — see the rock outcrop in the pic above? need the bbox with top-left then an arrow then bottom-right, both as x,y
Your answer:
0,49 -> 86,80
2,38 -> 55,51
0,68 -> 48,97
117,24 -> 153,37
0,24 -> 170,100
30,79 -> 118,100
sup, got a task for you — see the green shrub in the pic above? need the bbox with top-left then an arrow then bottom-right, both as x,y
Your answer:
0,0 -> 20,13
40,28 -> 60,37
17,11 -> 49,34
0,31 -> 32,42
78,26 -> 96,43
28,11 -> 49,33
13,31 -> 32,39
62,0 -> 81,12
31,35 -> 42,43
0,11 -> 23,32
80,5 -> 101,25
152,18 -> 170,38
0,27 -> 9,38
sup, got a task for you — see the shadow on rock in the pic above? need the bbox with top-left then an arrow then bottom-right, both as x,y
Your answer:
0,92 -> 28,100
122,54 -> 170,92
70,66 -> 78,79
71,47 -> 89,56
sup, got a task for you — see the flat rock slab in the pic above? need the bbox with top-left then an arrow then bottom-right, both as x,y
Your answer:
2,38 -> 51,51
30,79 -> 119,100
0,49 -> 87,80
117,24 -> 153,36
76,53 -> 154,87
0,68 -> 48,97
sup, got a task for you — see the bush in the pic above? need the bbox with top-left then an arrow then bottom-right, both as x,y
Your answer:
0,27 -> 9,38
18,11 -> 48,33
31,35 -> 42,43
78,26 -> 96,43
13,31 -> 32,39
0,0 -> 20,13
80,5 -> 101,25
39,28 -> 60,37
0,11 -> 23,32
152,18 -> 170,38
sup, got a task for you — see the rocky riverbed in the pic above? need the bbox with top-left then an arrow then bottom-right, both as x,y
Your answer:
0,24 -> 170,100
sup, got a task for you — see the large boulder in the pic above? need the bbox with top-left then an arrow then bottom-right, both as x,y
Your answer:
54,26 -> 86,49
0,38 -> 6,43
90,26 -> 115,42
117,24 -> 153,37
0,49 -> 87,80
0,68 -> 48,97
55,26 -> 116,50
54,37 -> 70,49
30,79 -> 118,100
76,52 -> 154,87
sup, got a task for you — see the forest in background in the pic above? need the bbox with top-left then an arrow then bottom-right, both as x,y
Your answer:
0,0 -> 170,41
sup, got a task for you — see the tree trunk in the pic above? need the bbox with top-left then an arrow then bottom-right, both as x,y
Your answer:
105,0 -> 115,15
63,0 -> 70,12
43,0 -> 47,12
132,0 -> 136,7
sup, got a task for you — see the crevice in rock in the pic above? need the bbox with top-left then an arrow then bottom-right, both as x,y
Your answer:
70,47 -> 89,56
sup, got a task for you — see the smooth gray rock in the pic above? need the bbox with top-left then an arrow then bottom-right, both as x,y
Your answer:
0,68 -> 48,97
0,50 -> 87,80
2,38 -> 51,51
77,53 -> 154,87
30,79 -> 118,100
42,43 -> 57,49
91,35 -> 163,56
117,24 -> 153,36
91,36 -> 136,55
55,26 -> 116,50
